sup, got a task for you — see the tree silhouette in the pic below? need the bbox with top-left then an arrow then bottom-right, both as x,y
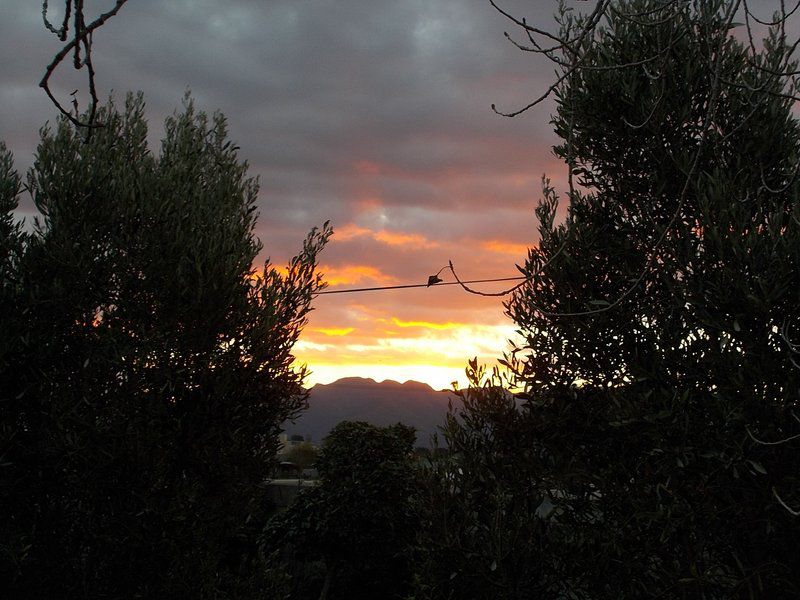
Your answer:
0,93 -> 331,597
266,421 -> 419,600
422,1 -> 800,597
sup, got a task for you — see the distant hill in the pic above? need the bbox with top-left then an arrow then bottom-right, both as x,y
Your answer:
283,377 -> 458,447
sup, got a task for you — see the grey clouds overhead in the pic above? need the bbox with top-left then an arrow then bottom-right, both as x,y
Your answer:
1,0 -> 568,388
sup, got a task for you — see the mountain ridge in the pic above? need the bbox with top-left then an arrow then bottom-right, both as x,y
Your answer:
285,377 -> 457,447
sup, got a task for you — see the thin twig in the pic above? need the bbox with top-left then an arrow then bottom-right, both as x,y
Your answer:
39,0 -> 129,130
773,487 -> 800,516
746,425 -> 800,446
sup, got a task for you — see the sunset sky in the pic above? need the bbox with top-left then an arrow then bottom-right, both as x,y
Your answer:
1,0 -> 573,390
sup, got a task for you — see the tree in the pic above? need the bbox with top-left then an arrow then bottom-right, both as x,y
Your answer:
0,142 -> 25,365
265,421 -> 419,600
284,441 -> 320,472
422,1 -> 800,597
0,142 -> 29,587
0,93 -> 331,598
413,365 -> 555,600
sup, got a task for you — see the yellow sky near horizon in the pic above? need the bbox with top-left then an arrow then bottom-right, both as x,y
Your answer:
293,247 -> 527,390
295,317 -> 520,391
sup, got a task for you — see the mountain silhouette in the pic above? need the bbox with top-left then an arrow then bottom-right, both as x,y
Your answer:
283,377 -> 457,447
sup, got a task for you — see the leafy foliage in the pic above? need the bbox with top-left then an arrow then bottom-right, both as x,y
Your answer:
266,421 -> 419,600
0,93 -> 330,598
283,441 -> 319,471
413,365 -> 554,600
419,1 -> 800,598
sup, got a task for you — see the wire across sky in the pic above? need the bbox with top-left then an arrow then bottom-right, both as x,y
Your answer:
316,276 -> 526,295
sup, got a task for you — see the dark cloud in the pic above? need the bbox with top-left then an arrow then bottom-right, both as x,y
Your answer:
2,0 -> 571,385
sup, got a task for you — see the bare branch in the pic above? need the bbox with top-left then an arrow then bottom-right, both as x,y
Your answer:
447,227 -> 571,299
490,0 -> 575,53
42,0 -> 72,40
744,0 -> 800,26
490,0 -> 613,116
39,0 -> 129,130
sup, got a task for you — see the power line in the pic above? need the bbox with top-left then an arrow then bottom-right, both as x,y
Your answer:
316,275 -> 525,295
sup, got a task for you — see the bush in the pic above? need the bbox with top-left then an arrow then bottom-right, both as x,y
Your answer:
266,421 -> 419,600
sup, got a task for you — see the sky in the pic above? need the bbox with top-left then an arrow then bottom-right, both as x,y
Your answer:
1,0 -> 572,390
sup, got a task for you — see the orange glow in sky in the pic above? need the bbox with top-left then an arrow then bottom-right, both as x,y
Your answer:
281,194 -> 539,390
296,317 -> 521,391
295,237 -> 528,390
0,0 -> 570,398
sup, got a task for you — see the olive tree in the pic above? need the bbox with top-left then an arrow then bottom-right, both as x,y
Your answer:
422,1 -> 800,597
0,93 -> 330,598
